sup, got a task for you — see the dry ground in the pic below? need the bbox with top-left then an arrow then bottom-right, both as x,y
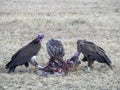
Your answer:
0,0 -> 120,90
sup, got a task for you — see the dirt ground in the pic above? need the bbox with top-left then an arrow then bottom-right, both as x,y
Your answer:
0,0 -> 120,90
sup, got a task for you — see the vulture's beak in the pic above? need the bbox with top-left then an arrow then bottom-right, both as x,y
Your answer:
38,33 -> 44,42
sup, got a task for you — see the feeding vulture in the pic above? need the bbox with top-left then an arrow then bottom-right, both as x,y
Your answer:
77,40 -> 112,72
5,33 -> 44,73
46,39 -> 68,75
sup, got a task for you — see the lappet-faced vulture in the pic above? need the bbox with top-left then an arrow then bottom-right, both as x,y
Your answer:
77,40 -> 112,72
5,33 -> 44,73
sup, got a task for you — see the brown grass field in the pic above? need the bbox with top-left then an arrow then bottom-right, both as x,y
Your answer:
0,0 -> 120,90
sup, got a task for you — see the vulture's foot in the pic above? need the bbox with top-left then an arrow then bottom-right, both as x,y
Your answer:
84,66 -> 91,73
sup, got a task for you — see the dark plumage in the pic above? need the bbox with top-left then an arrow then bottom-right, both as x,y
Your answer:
46,39 -> 65,58
46,39 -> 68,74
5,33 -> 44,73
77,40 -> 112,71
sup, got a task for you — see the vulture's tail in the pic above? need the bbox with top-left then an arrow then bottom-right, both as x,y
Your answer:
104,54 -> 113,69
5,61 -> 16,73
106,62 -> 113,70
5,60 -> 13,69
97,46 -> 113,69
6,51 -> 18,69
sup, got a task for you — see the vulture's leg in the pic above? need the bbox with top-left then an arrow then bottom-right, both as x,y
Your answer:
30,56 -> 38,66
30,56 -> 39,70
84,56 -> 94,72
88,59 -> 94,68
24,62 -> 29,67
82,56 -> 87,62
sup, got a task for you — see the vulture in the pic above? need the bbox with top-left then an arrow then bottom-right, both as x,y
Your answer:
46,39 -> 68,74
77,40 -> 112,72
5,33 -> 44,73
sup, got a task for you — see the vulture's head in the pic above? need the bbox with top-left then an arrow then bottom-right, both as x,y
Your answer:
77,40 -> 85,53
77,39 -> 94,45
38,33 -> 44,42
67,52 -> 81,71
77,39 -> 93,53
69,52 -> 81,64
77,39 -> 86,45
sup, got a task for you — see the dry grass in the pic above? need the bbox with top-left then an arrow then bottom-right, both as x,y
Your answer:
0,0 -> 120,90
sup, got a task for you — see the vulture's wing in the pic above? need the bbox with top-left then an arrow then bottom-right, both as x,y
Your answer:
95,46 -> 111,64
46,39 -> 65,58
81,43 -> 97,54
46,40 -> 54,57
80,43 -> 111,63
